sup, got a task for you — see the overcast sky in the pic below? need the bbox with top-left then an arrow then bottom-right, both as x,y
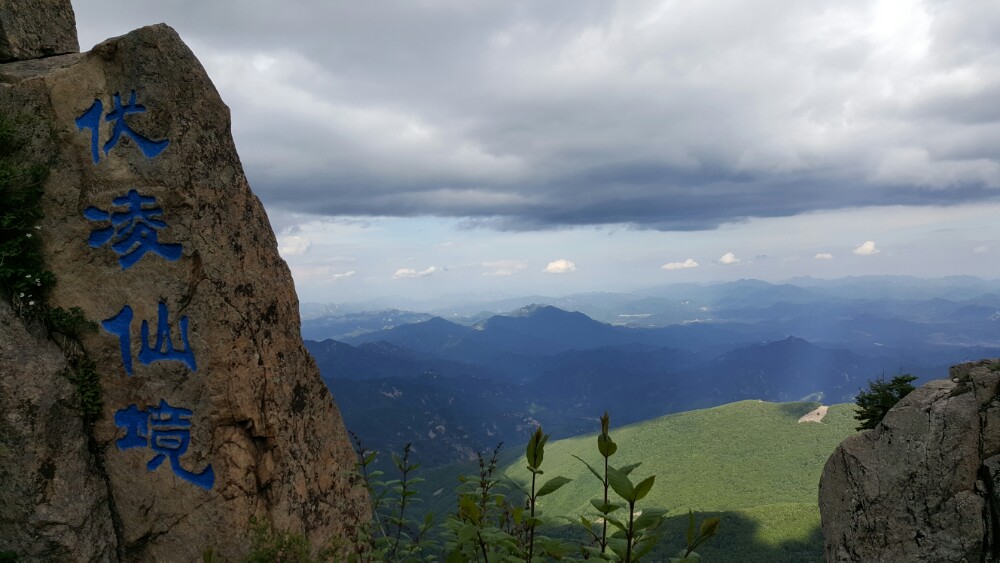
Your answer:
75,0 -> 1000,305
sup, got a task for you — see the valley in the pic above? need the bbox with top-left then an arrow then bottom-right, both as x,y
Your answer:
306,276 -> 1000,470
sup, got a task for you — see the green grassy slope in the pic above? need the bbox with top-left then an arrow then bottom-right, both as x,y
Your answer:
498,400 -> 857,561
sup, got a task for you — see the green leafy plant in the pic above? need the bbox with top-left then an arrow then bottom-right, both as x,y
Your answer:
604,460 -> 664,561
350,434 -> 437,562
0,114 -> 52,319
347,416 -> 723,561
46,306 -> 98,339
443,443 -> 524,561
523,426 -> 572,561
66,355 -> 103,422
575,412 -> 719,562
245,516 -> 312,562
669,510 -> 721,562
201,547 -> 224,563
854,374 -> 918,431
574,411 -> 616,556
442,432 -> 574,562
0,113 -> 104,424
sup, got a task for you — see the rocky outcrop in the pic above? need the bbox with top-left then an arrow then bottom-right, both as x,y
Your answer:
0,15 -> 367,563
819,359 -> 1000,562
0,298 -> 119,560
0,0 -> 79,62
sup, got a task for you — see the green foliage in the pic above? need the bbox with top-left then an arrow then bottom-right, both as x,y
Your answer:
0,113 -> 104,424
521,426 -> 573,561
245,517 -> 315,563
0,551 -> 18,563
499,401 -> 858,560
0,114 -> 52,319
347,412 -> 720,562
574,412 -> 715,562
46,306 -> 98,339
670,510 -> 721,562
441,437 -> 575,562
350,433 -> 438,561
66,355 -> 103,422
242,401 -> 858,560
443,443 -> 529,561
854,374 -> 918,431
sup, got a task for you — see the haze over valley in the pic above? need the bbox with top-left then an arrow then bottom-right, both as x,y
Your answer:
304,275 -> 1000,468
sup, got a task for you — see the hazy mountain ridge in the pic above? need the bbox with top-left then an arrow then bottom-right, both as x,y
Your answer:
308,277 -> 1000,469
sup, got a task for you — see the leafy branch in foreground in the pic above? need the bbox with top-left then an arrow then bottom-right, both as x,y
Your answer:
349,432 -> 437,562
524,426 -> 573,561
575,411 -> 720,562
674,510 -> 721,562
444,443 -> 523,561
312,415 -> 723,561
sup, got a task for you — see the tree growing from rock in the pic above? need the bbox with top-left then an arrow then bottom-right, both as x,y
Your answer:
854,374 -> 918,431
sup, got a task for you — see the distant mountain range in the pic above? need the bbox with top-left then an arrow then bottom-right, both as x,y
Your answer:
305,276 -> 1000,469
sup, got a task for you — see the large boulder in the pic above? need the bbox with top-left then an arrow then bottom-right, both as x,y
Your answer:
0,20 -> 368,562
0,0 -> 79,62
819,360 -> 1000,561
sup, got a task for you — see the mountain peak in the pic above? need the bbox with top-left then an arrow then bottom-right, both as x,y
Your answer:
510,303 -> 558,317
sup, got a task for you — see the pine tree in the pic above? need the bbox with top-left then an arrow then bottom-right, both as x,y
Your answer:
854,374 -> 918,431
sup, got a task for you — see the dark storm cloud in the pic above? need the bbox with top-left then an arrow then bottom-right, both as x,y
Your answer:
76,0 -> 1000,231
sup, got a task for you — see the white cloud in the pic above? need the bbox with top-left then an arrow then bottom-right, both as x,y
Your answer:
278,235 -> 311,256
718,252 -> 741,265
814,253 -> 834,260
289,264 -> 356,282
661,258 -> 699,270
974,245 -> 990,254
543,259 -> 576,274
853,241 -> 880,256
393,266 -> 438,279
482,260 -> 528,276
331,270 -> 356,280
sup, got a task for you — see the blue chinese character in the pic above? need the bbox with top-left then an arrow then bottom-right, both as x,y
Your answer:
114,404 -> 149,449
102,303 -> 196,376
75,90 -> 170,164
113,401 -> 214,490
75,99 -> 104,165
139,302 -> 197,372
84,189 -> 182,270
101,305 -> 134,375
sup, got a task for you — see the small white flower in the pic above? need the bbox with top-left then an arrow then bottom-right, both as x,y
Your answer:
28,301 -> 34,306
18,293 -> 24,297
34,225 -> 41,230
25,234 -> 31,238
25,274 -> 30,278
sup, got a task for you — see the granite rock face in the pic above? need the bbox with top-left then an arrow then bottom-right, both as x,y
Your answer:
0,23 -> 367,561
0,298 -> 119,560
0,0 -> 79,62
819,360 -> 1000,562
